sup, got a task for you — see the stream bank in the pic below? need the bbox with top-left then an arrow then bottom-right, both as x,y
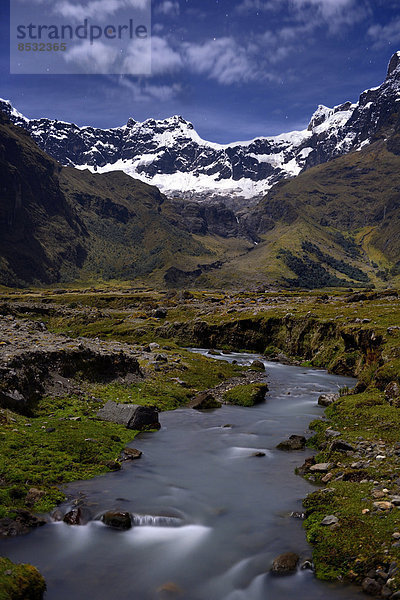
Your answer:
0,351 -> 359,600
0,288 -> 399,597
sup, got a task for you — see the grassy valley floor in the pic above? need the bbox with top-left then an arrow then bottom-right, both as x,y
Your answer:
0,285 -> 399,597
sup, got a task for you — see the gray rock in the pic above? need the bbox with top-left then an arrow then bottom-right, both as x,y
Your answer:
391,496 -> 400,506
325,429 -> 341,438
310,463 -> 332,473
386,382 -> 400,406
362,577 -> 382,596
277,435 -> 306,451
122,447 -> 142,460
154,353 -> 168,363
271,552 -> 299,576
97,401 -> 160,430
376,569 -> 389,583
191,391 -> 221,410
0,389 -> 28,412
382,585 -> 393,599
331,440 -> 355,452
0,509 -> 46,536
387,326 -> 400,335
318,393 -> 338,407
290,512 -> 305,519
321,515 -> 339,526
51,509 -> 64,522
249,360 -> 265,371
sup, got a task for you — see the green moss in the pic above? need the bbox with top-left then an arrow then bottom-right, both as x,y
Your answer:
0,397 -> 138,518
223,383 -> 268,407
90,351 -> 243,411
0,344 -> 242,519
303,483 -> 400,584
325,389 -> 400,442
375,359 -> 400,389
0,557 -> 46,600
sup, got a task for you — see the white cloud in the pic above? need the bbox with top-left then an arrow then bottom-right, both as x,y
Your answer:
152,23 -> 165,34
124,35 -> 276,84
64,40 -> 118,72
368,18 -> 400,49
122,38 -> 151,74
54,0 -> 149,21
292,0 -> 355,18
151,36 -> 183,74
154,1 -> 180,17
235,0 -> 367,31
15,0 -> 52,4
184,37 -> 260,85
235,0 -> 272,14
118,78 -> 182,101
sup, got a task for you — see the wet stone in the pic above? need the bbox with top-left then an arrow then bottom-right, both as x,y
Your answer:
122,447 -> 142,460
276,435 -> 306,451
271,552 -> 299,576
102,511 -> 132,530
318,393 -> 338,407
362,577 -> 382,596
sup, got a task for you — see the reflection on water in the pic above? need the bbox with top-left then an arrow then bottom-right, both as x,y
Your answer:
0,351 -> 362,599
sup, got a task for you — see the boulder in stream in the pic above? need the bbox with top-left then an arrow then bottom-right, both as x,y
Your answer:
122,447 -> 143,460
270,552 -> 299,576
276,435 -> 306,451
191,391 -> 221,410
63,507 -> 91,526
102,510 -> 132,530
249,360 -> 265,371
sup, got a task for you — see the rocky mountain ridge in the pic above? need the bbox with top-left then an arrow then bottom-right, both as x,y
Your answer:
2,52 -> 400,203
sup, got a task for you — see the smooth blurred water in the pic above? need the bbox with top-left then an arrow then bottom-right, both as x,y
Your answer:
0,351 -> 363,599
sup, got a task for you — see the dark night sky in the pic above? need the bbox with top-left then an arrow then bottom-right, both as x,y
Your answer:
1,0 -> 400,142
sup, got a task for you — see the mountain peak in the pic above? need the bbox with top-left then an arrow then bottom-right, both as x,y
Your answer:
0,98 -> 27,123
387,51 -> 400,78
307,105 -> 331,131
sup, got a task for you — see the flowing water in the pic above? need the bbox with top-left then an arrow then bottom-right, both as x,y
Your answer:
1,350 -> 363,599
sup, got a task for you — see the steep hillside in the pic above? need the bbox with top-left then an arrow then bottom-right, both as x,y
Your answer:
0,115 -> 221,287
0,111 -> 87,286
209,140 -> 400,289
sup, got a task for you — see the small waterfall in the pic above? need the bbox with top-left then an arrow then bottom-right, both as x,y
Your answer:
131,514 -> 183,527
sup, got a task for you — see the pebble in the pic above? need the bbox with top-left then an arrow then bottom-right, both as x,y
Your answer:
372,490 -> 386,499
373,501 -> 393,510
310,463 -> 332,473
321,515 -> 339,526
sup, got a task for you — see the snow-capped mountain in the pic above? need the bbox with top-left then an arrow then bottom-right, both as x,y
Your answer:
2,52 -> 400,202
